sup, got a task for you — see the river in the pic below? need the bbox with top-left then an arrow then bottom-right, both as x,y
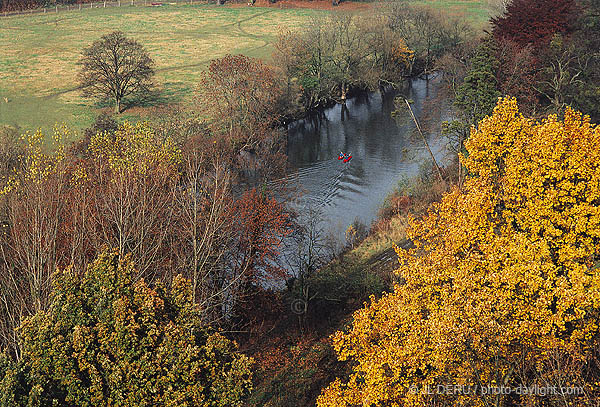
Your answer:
282,76 -> 452,247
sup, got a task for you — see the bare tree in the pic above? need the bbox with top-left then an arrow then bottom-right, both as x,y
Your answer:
283,207 -> 336,330
83,123 -> 179,282
396,97 -> 444,183
79,31 -> 155,114
0,131 -> 68,358
536,35 -> 587,115
175,145 -> 237,324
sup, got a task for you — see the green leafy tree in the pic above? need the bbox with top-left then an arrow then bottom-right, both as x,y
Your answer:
454,37 -> 501,127
14,250 -> 252,406
444,37 -> 500,183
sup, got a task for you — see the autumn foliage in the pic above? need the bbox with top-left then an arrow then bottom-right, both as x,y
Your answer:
318,98 -> 600,406
491,0 -> 577,48
0,118 -> 293,358
74,121 -> 181,281
195,55 -> 287,182
10,250 -> 253,406
231,188 -> 292,287
197,54 -> 283,135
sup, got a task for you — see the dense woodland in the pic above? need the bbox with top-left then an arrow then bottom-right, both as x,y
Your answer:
1,0 -> 600,406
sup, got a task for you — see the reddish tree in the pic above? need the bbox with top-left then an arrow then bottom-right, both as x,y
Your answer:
491,0 -> 578,48
196,55 -> 288,183
197,54 -> 284,137
230,188 -> 292,288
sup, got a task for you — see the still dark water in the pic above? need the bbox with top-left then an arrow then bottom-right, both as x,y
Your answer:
282,77 -> 452,245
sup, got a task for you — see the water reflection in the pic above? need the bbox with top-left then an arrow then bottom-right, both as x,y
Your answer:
283,77 -> 451,245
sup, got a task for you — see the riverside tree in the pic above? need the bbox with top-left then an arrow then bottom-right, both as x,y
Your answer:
273,13 -> 413,111
78,31 -> 155,114
442,36 -> 501,184
195,54 -> 288,181
486,0 -> 600,120
0,118 -> 296,354
318,98 -> 600,407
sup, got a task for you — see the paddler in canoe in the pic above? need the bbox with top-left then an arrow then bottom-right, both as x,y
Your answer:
337,152 -> 353,162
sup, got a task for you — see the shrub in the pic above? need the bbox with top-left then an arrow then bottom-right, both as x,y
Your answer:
14,250 -> 253,407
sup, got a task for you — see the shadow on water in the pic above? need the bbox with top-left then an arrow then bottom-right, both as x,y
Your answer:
282,76 -> 452,246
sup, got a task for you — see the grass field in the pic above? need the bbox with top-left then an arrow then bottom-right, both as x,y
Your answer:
0,4 -> 323,133
411,0 -> 491,25
0,1 -> 489,134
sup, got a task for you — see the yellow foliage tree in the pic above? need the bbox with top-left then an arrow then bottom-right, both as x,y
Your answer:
80,122 -> 182,281
87,121 -> 181,175
0,127 -> 71,329
318,98 -> 600,406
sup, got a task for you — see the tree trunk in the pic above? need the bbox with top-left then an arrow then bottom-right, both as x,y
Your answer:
115,97 -> 120,114
458,130 -> 464,187
404,98 -> 444,183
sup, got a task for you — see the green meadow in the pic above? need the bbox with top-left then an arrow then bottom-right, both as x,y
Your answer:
0,5 -> 322,133
0,1 -> 489,134
412,0 -> 491,25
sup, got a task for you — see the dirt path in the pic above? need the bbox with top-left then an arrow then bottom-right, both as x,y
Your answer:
228,0 -> 371,11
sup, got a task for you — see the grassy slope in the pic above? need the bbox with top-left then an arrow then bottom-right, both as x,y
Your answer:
410,0 -> 491,27
0,4 -> 321,133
